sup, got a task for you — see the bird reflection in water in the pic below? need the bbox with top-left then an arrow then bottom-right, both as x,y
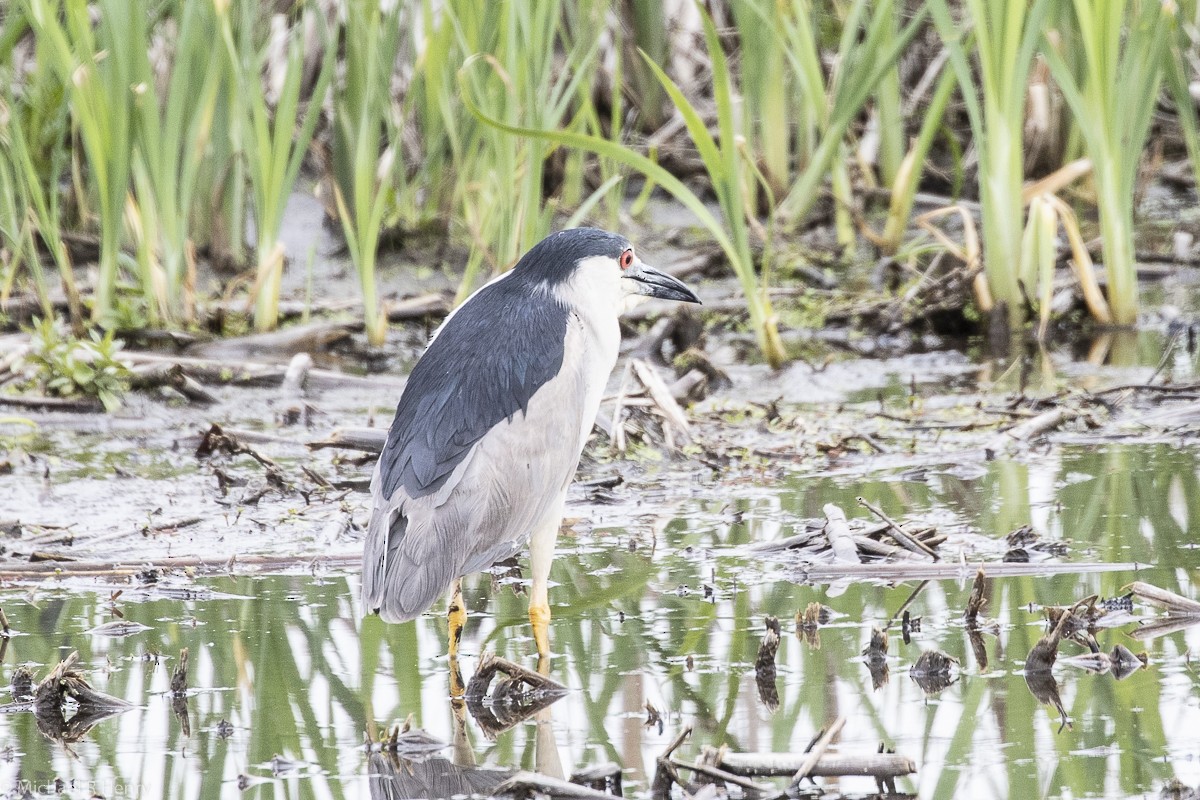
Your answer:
368,653 -> 570,799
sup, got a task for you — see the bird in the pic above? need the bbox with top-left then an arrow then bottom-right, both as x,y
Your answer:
361,227 -> 700,660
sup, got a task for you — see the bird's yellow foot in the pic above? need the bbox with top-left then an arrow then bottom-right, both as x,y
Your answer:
448,581 -> 466,660
529,601 -> 552,663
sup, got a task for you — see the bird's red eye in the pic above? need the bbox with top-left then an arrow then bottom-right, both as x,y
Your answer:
620,249 -> 634,270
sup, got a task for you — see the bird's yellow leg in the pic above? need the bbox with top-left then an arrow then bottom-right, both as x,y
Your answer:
448,579 -> 466,660
529,511 -> 561,665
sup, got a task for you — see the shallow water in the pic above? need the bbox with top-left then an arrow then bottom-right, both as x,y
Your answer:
1,437 -> 1198,799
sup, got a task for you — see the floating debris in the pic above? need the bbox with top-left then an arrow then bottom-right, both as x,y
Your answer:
795,602 -> 829,648
755,616 -> 781,712
1003,524 -> 1068,561
1024,600 -> 1089,732
863,627 -> 890,690
1110,644 -> 1149,680
824,503 -> 860,564
87,620 -> 152,638
369,717 -> 448,756
10,666 -> 33,703
1026,599 -> 1088,673
862,626 -> 889,662
964,567 -> 989,626
964,568 -> 995,670
910,650 -> 958,695
569,763 -> 623,798
751,504 -> 943,565
465,653 -> 567,739
642,702 -> 664,736
170,647 -> 191,737
170,647 -> 189,694
32,651 -> 133,742
857,497 -> 939,561
497,770 -> 620,800
657,716 -> 915,799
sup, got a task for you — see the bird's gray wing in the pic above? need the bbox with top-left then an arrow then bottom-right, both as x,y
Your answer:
362,357 -> 590,621
375,276 -> 570,500
362,280 -> 586,620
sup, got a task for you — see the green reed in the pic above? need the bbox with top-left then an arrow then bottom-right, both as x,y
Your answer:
331,0 -> 404,347
1042,0 -> 1172,326
929,0 -> 1051,330
25,0 -> 140,326
128,0 -> 225,326
220,1 -> 333,333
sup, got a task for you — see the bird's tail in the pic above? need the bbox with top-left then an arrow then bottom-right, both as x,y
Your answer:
360,505 -> 458,623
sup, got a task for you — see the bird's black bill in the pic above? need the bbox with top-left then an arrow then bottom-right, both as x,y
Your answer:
625,264 -> 701,304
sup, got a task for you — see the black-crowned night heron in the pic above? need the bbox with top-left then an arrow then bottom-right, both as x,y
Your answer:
362,228 -> 700,659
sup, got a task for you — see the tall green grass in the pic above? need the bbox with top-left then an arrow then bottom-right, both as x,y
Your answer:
769,0 -> 928,226
330,1 -> 404,347
220,1 -> 333,332
465,5 -> 789,367
25,0 -> 139,325
929,0 -> 1051,329
131,0 -> 224,325
0,16 -> 78,324
0,0 -> 1195,353
1042,1 -> 1172,326
450,0 -> 604,302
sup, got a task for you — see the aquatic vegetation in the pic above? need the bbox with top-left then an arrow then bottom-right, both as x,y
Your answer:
928,0 -> 1052,330
1041,0 -> 1173,326
131,0 -> 223,326
0,10 -> 78,325
220,1 -> 333,334
0,0 -> 1197,350
24,0 -> 140,326
19,316 -> 130,410
329,1 -> 404,347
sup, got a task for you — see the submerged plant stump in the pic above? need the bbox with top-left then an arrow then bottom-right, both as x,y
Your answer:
465,653 -> 568,739
32,651 -> 133,742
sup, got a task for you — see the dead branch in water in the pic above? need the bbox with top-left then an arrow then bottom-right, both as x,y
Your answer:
824,504 -> 860,563
797,559 -> 1137,582
1125,581 -> 1200,614
718,750 -> 916,780
856,497 -> 938,560
984,407 -> 1082,456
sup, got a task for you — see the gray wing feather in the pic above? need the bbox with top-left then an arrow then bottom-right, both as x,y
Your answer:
375,276 -> 569,502
361,346 -> 591,621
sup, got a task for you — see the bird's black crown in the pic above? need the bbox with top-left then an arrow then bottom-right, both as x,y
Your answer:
511,228 -> 631,285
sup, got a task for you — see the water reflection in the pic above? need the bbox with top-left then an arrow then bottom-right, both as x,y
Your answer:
0,443 -> 1197,798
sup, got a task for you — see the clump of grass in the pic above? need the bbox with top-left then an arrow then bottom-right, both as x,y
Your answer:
451,0 -> 604,302
128,0 -> 225,327
26,0 -> 141,326
330,0 -> 404,347
1042,1 -> 1173,325
20,316 -> 130,410
769,0 -> 929,228
220,2 -> 333,333
928,0 -> 1051,330
464,6 -> 789,367
0,12 -> 81,327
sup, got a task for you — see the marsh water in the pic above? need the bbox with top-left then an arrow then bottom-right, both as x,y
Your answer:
3,424 -> 1200,798
6,196 -> 1200,798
